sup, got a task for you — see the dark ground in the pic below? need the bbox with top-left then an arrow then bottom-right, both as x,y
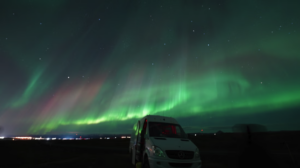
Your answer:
0,131 -> 299,168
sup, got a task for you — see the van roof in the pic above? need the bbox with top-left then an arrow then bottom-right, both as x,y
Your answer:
139,115 -> 179,124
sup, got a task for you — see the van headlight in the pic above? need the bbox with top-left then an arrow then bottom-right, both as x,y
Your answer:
194,148 -> 201,159
152,146 -> 166,157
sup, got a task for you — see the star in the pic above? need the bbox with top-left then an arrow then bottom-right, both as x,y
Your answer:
208,44 -> 209,46
191,20 -> 193,22
40,23 -> 42,25
261,82 -> 263,84
68,76 -> 70,79
39,58 -> 41,60
193,30 -> 195,32
164,43 -> 166,45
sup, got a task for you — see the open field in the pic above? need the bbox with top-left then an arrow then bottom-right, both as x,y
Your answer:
1,132 -> 299,168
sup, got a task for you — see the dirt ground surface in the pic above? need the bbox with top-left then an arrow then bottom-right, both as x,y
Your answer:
1,132 -> 299,168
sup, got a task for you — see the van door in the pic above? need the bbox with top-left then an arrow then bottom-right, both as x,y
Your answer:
135,121 -> 141,161
130,122 -> 137,154
136,119 -> 147,162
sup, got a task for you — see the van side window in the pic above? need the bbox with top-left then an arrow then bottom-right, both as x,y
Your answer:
132,123 -> 137,137
135,121 -> 140,136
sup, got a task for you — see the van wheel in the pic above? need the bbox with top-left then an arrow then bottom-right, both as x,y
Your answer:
143,156 -> 150,168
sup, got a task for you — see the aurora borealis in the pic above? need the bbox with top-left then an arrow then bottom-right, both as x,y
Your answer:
0,0 -> 299,136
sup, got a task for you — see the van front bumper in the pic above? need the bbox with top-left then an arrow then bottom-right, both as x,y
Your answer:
148,156 -> 202,168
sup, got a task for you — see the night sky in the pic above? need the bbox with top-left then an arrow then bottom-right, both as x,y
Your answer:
0,0 -> 300,136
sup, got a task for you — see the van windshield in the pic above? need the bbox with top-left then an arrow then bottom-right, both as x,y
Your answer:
149,122 -> 188,139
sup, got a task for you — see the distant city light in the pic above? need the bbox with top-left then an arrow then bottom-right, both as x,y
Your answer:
0,136 -> 133,140
195,134 -> 197,136
62,138 -> 75,140
214,133 -> 216,135
14,137 -> 32,140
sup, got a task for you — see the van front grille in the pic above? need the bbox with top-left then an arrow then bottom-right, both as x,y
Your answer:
165,150 -> 194,159
169,162 -> 193,167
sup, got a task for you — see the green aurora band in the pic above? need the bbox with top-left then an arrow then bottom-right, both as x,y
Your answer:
0,0 -> 299,135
